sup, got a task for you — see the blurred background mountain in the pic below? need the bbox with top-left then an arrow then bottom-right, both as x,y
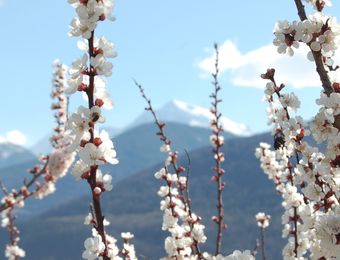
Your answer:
0,100 -> 286,259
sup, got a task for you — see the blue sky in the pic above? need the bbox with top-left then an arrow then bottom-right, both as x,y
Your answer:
0,0 -> 339,147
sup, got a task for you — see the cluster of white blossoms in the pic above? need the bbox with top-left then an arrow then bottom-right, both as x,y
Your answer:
50,60 -> 69,149
303,0 -> 332,11
5,244 -> 25,260
67,1 -> 136,259
202,250 -> 254,260
273,5 -> 340,66
155,160 -> 254,260
34,61 -> 76,200
257,68 -> 340,259
121,232 -> 137,260
69,0 -> 115,39
155,153 -> 207,259
0,60 -> 77,259
82,217 -> 137,260
1,207 -> 25,260
255,212 -> 271,229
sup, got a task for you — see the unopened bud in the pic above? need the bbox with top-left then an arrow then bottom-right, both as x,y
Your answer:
94,187 -> 102,195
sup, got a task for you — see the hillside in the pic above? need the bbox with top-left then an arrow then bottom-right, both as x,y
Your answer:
0,122 -> 235,217
4,132 -> 287,259
0,143 -> 36,172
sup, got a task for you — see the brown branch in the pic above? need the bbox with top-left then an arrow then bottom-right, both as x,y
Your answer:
293,0 -> 333,95
85,31 -> 110,260
293,0 -> 340,131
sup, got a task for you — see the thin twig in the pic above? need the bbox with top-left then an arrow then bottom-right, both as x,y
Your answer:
134,80 -> 202,256
0,179 -> 9,195
260,227 -> 266,260
251,238 -> 260,257
210,43 -> 226,255
0,160 -> 49,212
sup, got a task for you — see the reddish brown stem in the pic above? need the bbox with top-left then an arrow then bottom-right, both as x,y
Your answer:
211,44 -> 225,256
85,31 -> 109,260
135,80 -> 202,256
0,161 -> 49,212
287,161 -> 299,258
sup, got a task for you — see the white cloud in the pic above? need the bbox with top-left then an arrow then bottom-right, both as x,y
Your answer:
198,40 -> 340,89
0,130 -> 27,146
0,0 -> 5,7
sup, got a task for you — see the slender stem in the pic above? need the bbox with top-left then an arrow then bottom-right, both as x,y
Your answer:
211,44 -> 225,256
293,207 -> 299,256
260,227 -> 266,260
251,238 -> 260,257
0,161 -> 49,212
135,80 -> 202,256
287,157 -> 299,257
134,80 -> 186,201
4,208 -> 22,260
184,150 -> 201,256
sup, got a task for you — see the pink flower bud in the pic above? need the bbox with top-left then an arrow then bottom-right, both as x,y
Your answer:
211,175 -> 218,182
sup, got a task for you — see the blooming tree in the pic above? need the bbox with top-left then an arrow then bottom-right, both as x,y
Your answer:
0,0 -> 339,259
257,0 -> 340,259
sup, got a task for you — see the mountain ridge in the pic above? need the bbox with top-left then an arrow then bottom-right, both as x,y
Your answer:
130,99 -> 251,136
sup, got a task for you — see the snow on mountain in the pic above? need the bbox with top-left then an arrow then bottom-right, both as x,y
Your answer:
0,142 -> 36,169
30,133 -> 53,156
131,99 -> 251,136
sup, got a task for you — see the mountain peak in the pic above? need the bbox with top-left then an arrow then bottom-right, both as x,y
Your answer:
132,99 -> 251,136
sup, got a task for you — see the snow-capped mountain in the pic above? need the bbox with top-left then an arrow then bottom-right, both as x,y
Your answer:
0,142 -> 36,169
131,99 -> 251,136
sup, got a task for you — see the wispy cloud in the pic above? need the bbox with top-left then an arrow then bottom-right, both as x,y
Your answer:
198,40 -> 339,89
0,0 -> 5,7
0,130 -> 27,146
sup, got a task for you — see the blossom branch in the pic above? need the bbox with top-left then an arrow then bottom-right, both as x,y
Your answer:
134,80 -> 189,206
67,1 -> 135,259
255,212 -> 270,260
276,0 -> 340,132
209,43 -> 226,255
2,207 -> 25,260
259,66 -> 340,258
135,80 -> 205,258
294,0 -> 333,94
